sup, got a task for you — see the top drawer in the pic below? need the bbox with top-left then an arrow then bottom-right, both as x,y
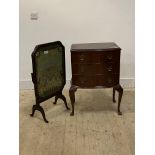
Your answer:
71,51 -> 120,64
71,52 -> 92,64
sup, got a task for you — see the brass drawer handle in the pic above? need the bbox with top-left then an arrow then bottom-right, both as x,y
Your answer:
80,55 -> 84,61
107,66 -> 113,72
107,55 -> 112,60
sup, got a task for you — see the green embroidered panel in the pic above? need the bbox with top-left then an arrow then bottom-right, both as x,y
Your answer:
35,46 -> 65,98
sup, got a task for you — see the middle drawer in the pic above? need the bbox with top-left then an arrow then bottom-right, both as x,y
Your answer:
72,62 -> 120,75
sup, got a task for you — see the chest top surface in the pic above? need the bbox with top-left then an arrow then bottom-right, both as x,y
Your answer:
71,42 -> 121,52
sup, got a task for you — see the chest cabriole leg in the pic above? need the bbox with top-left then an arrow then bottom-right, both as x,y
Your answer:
113,87 -> 116,103
69,86 -> 77,116
113,84 -> 123,115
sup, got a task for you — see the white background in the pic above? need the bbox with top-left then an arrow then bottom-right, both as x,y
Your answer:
0,0 -> 155,155
19,0 -> 135,89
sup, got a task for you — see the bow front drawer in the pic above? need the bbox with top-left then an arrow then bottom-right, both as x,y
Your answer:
71,52 -> 92,64
95,74 -> 119,87
102,51 -> 120,62
72,62 -> 120,75
72,75 -> 95,87
71,51 -> 120,64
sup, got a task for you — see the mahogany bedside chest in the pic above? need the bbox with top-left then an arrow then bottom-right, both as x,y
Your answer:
69,42 -> 123,116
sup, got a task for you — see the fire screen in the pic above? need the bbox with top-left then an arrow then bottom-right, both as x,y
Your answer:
30,41 -> 69,123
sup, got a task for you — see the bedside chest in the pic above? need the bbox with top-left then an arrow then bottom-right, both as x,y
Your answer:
69,42 -> 123,116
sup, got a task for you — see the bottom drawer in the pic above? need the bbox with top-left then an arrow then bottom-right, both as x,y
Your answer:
95,75 -> 119,87
72,75 -> 94,87
72,74 -> 119,88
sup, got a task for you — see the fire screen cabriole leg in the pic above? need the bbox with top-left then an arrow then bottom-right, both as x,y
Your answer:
53,94 -> 70,110
30,103 -> 49,123
53,95 -> 59,105
113,84 -> 123,115
69,86 -> 77,116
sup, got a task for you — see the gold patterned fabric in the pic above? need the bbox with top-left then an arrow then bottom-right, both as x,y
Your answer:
34,45 -> 65,98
